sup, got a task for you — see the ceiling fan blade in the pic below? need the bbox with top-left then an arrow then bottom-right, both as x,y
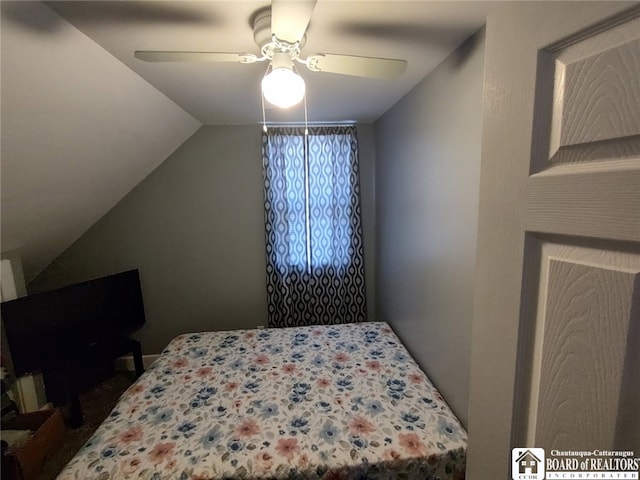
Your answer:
271,0 -> 317,44
305,54 -> 407,79
134,51 -> 258,63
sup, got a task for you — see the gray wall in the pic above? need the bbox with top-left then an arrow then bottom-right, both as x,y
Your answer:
357,124 -> 376,322
373,30 -> 485,427
31,124 -> 376,353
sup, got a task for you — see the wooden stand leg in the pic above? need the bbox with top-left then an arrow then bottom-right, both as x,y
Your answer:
67,371 -> 83,429
132,340 -> 145,378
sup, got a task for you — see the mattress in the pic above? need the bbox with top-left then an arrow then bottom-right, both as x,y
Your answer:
58,322 -> 466,479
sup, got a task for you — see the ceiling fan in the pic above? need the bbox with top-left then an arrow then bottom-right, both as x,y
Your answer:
134,0 -> 408,109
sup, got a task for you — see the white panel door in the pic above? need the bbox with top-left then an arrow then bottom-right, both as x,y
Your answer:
467,2 -> 640,478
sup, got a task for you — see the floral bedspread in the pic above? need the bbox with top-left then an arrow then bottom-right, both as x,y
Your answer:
58,322 -> 467,479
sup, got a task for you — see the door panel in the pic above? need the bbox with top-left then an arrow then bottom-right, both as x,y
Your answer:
527,244 -> 639,450
468,2 -> 640,478
556,37 -> 640,150
537,259 -> 637,448
534,11 -> 640,167
520,242 -> 640,451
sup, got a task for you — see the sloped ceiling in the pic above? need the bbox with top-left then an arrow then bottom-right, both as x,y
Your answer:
1,1 -> 201,281
1,0 -> 495,282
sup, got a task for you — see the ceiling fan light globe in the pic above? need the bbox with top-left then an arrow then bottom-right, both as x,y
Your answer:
261,68 -> 305,109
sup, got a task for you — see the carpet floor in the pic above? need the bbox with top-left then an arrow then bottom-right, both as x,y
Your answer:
35,372 -> 136,480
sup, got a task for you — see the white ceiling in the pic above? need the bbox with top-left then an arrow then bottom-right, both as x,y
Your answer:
1,0 -> 495,282
45,1 -> 497,125
1,1 -> 200,280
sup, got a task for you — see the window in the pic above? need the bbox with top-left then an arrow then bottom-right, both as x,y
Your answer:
263,126 -> 358,271
261,125 -> 367,328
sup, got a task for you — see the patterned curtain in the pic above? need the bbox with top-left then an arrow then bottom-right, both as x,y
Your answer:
262,126 -> 367,327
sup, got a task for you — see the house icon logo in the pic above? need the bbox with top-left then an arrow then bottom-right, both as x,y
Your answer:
512,448 -> 545,480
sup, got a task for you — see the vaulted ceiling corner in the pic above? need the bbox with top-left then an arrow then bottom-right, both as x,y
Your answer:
1,1 -> 201,281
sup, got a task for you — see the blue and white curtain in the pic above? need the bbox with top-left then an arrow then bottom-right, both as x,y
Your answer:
262,126 -> 367,327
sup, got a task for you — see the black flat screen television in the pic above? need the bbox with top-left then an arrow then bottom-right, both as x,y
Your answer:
1,269 -> 146,377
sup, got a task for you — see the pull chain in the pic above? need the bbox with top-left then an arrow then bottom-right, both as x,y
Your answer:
302,87 -> 311,274
261,92 -> 267,133
304,84 -> 309,136
261,65 -> 269,133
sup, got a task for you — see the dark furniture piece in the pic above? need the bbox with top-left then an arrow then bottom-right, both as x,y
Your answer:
1,269 -> 147,427
43,336 -> 144,428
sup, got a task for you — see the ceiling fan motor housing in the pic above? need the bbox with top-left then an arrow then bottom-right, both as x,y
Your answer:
252,6 -> 306,58
252,7 -> 272,50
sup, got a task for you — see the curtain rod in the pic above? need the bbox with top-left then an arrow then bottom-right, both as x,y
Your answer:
260,121 -> 357,127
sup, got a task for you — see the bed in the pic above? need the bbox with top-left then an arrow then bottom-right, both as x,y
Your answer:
58,322 -> 467,479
